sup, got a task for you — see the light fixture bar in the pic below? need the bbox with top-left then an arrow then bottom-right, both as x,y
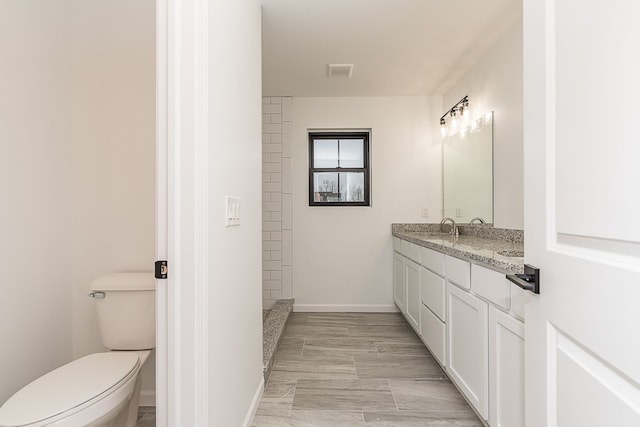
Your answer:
439,95 -> 469,124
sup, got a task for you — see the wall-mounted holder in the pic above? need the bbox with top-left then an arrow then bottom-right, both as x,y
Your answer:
506,264 -> 540,294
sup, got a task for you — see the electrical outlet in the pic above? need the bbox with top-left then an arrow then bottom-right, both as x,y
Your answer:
421,208 -> 429,218
226,196 -> 240,226
455,207 -> 463,218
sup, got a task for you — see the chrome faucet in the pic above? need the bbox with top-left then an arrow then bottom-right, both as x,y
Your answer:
469,217 -> 486,225
440,217 -> 457,235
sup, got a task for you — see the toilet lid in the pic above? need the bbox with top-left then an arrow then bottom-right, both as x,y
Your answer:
0,352 -> 139,426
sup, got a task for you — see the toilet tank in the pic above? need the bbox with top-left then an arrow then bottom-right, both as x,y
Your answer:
91,273 -> 156,350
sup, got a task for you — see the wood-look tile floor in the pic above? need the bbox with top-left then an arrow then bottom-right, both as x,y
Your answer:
253,312 -> 484,427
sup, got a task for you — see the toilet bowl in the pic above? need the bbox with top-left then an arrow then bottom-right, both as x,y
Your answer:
0,273 -> 155,427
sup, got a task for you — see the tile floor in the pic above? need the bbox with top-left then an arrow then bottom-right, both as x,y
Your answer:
136,406 -> 156,427
252,312 -> 484,427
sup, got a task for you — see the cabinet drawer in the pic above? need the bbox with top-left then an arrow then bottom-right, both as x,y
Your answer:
420,304 -> 446,366
400,239 -> 421,263
393,237 -> 402,252
510,283 -> 528,321
420,246 -> 445,275
421,267 -> 446,321
471,264 -> 511,310
445,255 -> 471,289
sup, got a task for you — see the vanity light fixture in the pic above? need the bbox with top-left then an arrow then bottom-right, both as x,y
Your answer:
440,95 -> 470,138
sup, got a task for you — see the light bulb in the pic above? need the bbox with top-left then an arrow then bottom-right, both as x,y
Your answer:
484,111 -> 492,123
460,127 -> 467,138
440,124 -> 447,137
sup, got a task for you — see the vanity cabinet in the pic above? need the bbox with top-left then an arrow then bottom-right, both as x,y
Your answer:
393,251 -> 406,312
392,235 -> 526,426
447,281 -> 489,419
489,306 -> 524,427
405,259 -> 421,332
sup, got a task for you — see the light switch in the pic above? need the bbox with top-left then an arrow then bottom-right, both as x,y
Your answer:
226,196 -> 240,226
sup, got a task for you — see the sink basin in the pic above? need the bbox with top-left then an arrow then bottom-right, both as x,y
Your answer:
497,249 -> 524,257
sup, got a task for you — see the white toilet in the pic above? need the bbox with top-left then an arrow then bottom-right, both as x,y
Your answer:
0,273 -> 155,427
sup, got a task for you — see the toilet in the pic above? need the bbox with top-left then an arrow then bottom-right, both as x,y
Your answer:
0,273 -> 155,427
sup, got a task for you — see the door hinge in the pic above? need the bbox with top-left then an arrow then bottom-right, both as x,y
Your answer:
155,260 -> 168,279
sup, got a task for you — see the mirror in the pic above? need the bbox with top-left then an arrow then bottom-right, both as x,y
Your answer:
442,112 -> 493,224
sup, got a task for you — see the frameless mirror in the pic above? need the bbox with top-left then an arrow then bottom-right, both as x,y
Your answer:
442,112 -> 493,224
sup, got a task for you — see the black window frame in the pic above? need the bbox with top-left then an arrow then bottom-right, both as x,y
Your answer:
308,131 -> 371,207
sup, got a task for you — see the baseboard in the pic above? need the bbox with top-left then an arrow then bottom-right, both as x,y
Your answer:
139,389 -> 156,407
242,376 -> 265,427
293,304 -> 399,313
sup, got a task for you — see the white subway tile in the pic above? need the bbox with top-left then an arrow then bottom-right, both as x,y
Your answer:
270,173 -> 282,183
263,241 -> 282,251
262,260 -> 282,271
282,158 -> 292,194
270,192 -> 282,202
282,122 -> 292,157
262,192 -> 271,202
282,266 -> 292,298
262,232 -> 271,241
271,270 -> 282,280
262,290 -> 271,300
263,221 -> 282,231
270,211 -> 282,222
262,114 -> 271,124
263,123 -> 282,134
270,97 -> 282,104
270,114 -> 282,124
262,133 -> 271,144
262,172 -> 271,183
264,202 -> 282,212
262,251 -> 271,261
270,290 -> 282,299
270,152 -> 282,163
263,103 -> 281,114
270,232 -> 282,241
262,143 -> 282,153
270,251 -> 282,261
263,162 -> 281,173
263,280 -> 281,290
282,97 -> 292,122
263,182 -> 282,192
262,271 -> 271,280
262,152 -> 271,163
262,97 -> 271,105
282,230 -> 292,266
282,194 -> 292,230
270,133 -> 282,143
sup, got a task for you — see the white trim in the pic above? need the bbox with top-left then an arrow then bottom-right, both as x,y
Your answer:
139,390 -> 157,407
293,304 -> 400,313
155,0 -> 169,424
242,378 -> 265,427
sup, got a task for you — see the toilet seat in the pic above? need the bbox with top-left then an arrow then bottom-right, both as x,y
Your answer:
0,352 -> 140,427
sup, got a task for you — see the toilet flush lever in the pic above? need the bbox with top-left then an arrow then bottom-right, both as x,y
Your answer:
88,291 -> 105,299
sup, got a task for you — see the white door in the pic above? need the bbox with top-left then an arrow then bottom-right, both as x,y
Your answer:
524,1 -> 640,426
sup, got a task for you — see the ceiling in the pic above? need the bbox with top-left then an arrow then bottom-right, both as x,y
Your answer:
261,0 -> 521,97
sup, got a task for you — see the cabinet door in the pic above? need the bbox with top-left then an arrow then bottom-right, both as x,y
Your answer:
393,252 -> 406,313
405,259 -> 421,332
489,307 -> 524,427
447,283 -> 489,419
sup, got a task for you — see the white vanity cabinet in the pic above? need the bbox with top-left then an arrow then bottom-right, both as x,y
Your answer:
392,235 -> 525,426
393,251 -> 406,312
447,280 -> 489,419
489,306 -> 525,427
405,259 -> 421,332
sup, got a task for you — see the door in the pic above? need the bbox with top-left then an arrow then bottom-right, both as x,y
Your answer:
524,1 -> 640,426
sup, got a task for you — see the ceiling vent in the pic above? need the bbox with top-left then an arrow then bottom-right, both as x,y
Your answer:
327,64 -> 353,79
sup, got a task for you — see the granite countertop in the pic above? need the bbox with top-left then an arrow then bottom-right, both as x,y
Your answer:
392,224 -> 524,274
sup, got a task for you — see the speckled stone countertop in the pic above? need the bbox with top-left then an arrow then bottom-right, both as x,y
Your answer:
392,223 -> 524,274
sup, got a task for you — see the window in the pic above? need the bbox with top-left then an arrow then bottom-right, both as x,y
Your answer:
308,131 -> 370,206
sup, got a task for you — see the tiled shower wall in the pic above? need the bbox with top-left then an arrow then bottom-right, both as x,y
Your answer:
262,96 -> 293,308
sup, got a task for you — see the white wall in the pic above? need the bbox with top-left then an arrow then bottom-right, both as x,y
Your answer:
70,0 -> 156,401
0,0 -> 73,404
292,97 -> 441,310
206,0 -> 264,424
442,18 -> 523,229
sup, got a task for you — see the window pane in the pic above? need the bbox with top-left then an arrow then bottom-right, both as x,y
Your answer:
340,172 -> 365,202
313,139 -> 338,168
313,172 -> 341,202
312,172 -> 365,203
339,139 -> 364,168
